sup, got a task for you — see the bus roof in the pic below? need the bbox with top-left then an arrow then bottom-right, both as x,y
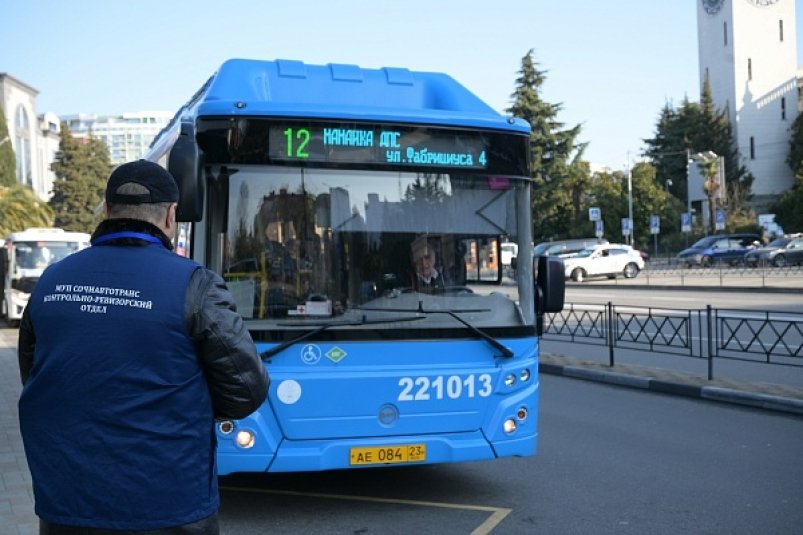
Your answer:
185,58 -> 530,133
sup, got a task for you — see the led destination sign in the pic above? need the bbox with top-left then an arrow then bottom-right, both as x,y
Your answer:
267,122 -> 489,169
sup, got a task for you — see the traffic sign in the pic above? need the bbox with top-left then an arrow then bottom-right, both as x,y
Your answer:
681,212 -> 692,233
715,209 -> 726,231
595,219 -> 604,239
650,215 -> 660,235
621,218 -> 632,236
588,207 -> 601,221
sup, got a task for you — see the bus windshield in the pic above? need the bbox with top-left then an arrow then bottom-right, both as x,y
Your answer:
221,165 -> 526,331
14,241 -> 84,270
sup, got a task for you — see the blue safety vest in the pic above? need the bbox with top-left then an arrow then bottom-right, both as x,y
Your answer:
19,238 -> 217,530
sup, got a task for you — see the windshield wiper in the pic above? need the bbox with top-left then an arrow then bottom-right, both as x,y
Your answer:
260,314 -> 424,360
357,303 -> 513,358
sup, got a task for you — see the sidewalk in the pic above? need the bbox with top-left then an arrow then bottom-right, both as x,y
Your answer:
0,329 -> 36,534
540,353 -> 803,415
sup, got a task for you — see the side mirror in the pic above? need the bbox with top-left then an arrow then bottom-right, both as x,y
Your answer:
168,121 -> 204,222
535,256 -> 565,335
510,256 -> 517,270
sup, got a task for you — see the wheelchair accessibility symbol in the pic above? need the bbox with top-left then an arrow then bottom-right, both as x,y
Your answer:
301,344 -> 322,365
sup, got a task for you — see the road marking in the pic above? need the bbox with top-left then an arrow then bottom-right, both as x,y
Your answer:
221,485 -> 512,535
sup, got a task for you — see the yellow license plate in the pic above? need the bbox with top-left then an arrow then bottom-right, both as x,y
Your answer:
349,444 -> 426,465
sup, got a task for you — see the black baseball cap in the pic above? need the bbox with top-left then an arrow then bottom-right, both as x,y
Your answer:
105,160 -> 179,205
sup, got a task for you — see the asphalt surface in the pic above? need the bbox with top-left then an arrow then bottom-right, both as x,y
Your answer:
1,279 -> 801,532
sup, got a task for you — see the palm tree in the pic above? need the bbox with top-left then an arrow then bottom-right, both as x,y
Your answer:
696,154 -> 721,235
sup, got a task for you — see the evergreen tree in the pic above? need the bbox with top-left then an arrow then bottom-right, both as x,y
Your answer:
0,185 -> 53,236
787,112 -> 803,176
644,77 -> 753,232
0,108 -> 16,188
49,125 -> 111,233
506,49 -> 585,241
771,173 -> 803,231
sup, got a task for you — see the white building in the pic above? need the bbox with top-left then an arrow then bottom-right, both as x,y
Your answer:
61,111 -> 172,165
1,72 -> 173,201
696,0 -> 798,208
0,73 -> 60,201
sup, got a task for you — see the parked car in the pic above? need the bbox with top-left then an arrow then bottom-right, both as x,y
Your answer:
563,243 -> 645,282
677,233 -> 760,267
744,236 -> 803,267
533,238 -> 609,259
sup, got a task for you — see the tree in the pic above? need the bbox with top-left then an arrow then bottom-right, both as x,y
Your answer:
0,107 -> 16,188
696,154 -> 721,235
49,125 -> 111,233
771,173 -> 803,231
644,77 -> 753,232
0,185 -> 53,236
787,112 -> 803,176
506,49 -> 586,241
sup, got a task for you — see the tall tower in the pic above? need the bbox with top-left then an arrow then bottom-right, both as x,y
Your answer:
697,0 -> 798,208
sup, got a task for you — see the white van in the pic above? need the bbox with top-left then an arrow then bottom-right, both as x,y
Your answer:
500,242 -> 518,267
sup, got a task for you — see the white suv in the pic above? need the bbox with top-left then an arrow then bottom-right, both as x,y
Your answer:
563,244 -> 645,282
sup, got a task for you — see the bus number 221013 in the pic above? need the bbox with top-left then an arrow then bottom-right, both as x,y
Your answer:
397,374 -> 493,401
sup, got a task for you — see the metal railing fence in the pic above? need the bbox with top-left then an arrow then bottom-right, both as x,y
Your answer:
543,302 -> 803,380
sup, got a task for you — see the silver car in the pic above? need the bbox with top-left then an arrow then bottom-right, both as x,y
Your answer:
744,237 -> 803,267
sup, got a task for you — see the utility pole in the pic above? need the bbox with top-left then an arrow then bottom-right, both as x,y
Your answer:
626,153 -> 633,246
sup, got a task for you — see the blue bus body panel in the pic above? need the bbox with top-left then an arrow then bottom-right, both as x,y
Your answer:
190,58 -> 530,133
216,337 -> 539,474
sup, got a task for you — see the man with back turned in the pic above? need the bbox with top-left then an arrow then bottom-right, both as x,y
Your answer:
18,160 -> 269,534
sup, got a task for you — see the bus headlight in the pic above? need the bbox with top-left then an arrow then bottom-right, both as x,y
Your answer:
503,418 -> 517,434
236,430 -> 255,449
520,369 -> 531,382
504,374 -> 516,387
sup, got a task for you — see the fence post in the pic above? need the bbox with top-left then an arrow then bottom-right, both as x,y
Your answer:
707,304 -> 714,380
607,301 -> 615,367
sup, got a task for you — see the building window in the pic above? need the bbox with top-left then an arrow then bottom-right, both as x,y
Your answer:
724,22 -> 728,46
747,58 -> 752,81
750,137 -> 755,159
779,20 -> 784,42
782,97 -> 786,120
14,104 -> 32,187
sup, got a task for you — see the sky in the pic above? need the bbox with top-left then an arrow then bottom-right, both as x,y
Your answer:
2,1 -> 802,169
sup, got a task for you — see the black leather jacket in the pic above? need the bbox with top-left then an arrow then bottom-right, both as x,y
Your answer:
18,218 -> 269,420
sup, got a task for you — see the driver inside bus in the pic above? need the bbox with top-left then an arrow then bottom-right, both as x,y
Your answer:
410,236 -> 445,293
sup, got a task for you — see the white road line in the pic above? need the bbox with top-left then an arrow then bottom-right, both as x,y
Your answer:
220,486 -> 512,534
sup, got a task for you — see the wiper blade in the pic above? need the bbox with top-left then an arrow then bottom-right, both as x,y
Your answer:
260,314 -> 424,360
357,303 -> 513,358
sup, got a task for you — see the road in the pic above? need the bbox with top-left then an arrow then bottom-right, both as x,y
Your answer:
564,285 -> 803,313
2,283 -> 801,533
216,375 -> 803,534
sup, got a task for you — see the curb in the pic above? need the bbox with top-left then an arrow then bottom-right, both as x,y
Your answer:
570,283 -> 803,294
539,362 -> 803,416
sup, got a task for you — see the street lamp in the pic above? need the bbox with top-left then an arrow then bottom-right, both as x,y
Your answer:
665,179 -> 673,194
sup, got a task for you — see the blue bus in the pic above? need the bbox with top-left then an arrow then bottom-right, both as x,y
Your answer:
146,58 -> 564,474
